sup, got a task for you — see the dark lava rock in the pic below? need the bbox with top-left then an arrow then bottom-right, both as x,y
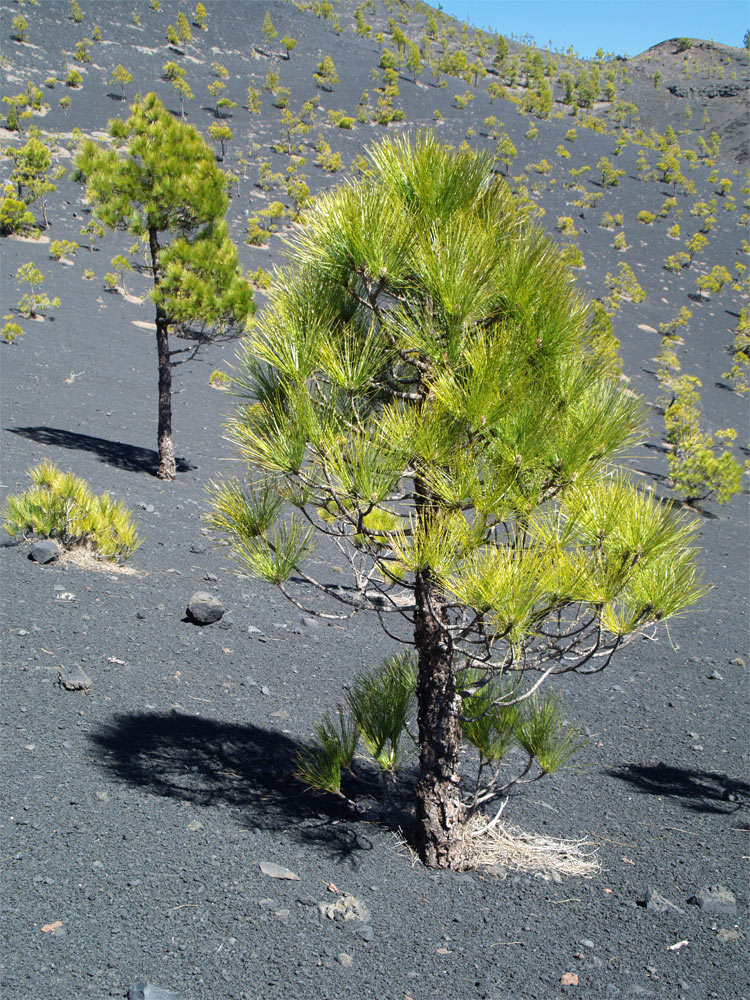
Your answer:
643,886 -> 686,915
689,885 -> 737,914
57,664 -> 92,692
186,590 -> 225,625
128,984 -> 186,1000
29,539 -> 59,564
716,928 -> 744,943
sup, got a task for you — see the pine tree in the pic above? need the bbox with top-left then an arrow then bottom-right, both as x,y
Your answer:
209,136 -> 706,868
262,11 -> 277,48
313,55 -> 339,91
75,94 -> 255,480
193,3 -> 207,30
110,64 -> 133,99
176,11 -> 192,46
9,133 -> 59,229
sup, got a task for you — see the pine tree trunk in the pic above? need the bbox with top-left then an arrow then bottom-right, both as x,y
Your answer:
413,568 -> 466,869
155,311 -> 176,480
149,226 -> 176,481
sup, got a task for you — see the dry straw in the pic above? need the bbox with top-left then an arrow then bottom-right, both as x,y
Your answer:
460,813 -> 600,879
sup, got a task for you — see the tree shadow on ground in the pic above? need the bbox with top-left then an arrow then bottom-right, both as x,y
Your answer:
6,426 -> 195,475
607,762 -> 748,814
89,711 -> 407,863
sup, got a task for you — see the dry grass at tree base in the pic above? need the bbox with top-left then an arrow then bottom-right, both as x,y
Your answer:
459,815 -> 601,879
57,544 -> 143,576
396,814 -> 600,879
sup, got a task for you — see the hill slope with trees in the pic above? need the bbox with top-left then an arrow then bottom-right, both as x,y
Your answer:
1,2 -> 747,999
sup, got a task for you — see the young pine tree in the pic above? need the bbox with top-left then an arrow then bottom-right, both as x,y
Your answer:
75,94 -> 255,479
209,136 -> 706,868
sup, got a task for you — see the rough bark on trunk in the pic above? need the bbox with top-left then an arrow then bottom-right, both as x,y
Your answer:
155,311 -> 176,480
149,226 -> 176,481
413,568 -> 466,869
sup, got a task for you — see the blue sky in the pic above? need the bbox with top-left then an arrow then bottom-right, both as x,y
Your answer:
437,1 -> 748,58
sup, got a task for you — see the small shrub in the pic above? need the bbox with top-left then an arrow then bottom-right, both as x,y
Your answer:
560,244 -> 584,268
664,379 -> 742,504
636,210 -> 656,224
245,217 -> 266,246
557,216 -> 577,235
12,15 -> 29,42
3,461 -> 141,561
2,321 -> 23,343
65,69 -> 83,88
74,39 -> 92,64
613,231 -> 628,251
0,185 -> 35,236
49,239 -> 78,261
250,266 -> 272,289
16,262 -> 59,318
209,369 -> 231,388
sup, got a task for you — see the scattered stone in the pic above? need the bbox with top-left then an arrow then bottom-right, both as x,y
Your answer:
643,887 -> 686,915
247,625 -> 263,635
273,908 -> 290,921
29,539 -> 59,564
689,885 -> 737,914
716,928 -> 743,943
189,543 -> 206,554
337,953 -> 353,968
40,920 -> 64,935
560,971 -> 579,986
204,572 -> 218,582
580,939 -> 595,949
356,923 -> 375,942
260,685 -> 271,696
138,503 -> 155,513
318,893 -> 371,925
730,657 -> 746,667
128,985 -> 185,1000
259,861 -> 300,881
480,864 -> 507,878
58,664 -> 92,693
186,591 -> 225,625
707,669 -> 723,680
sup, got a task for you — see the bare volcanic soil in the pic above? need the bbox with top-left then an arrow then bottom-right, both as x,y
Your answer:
1,3 -> 748,999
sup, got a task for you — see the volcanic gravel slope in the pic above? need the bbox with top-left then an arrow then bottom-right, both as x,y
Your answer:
1,2 -> 748,999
